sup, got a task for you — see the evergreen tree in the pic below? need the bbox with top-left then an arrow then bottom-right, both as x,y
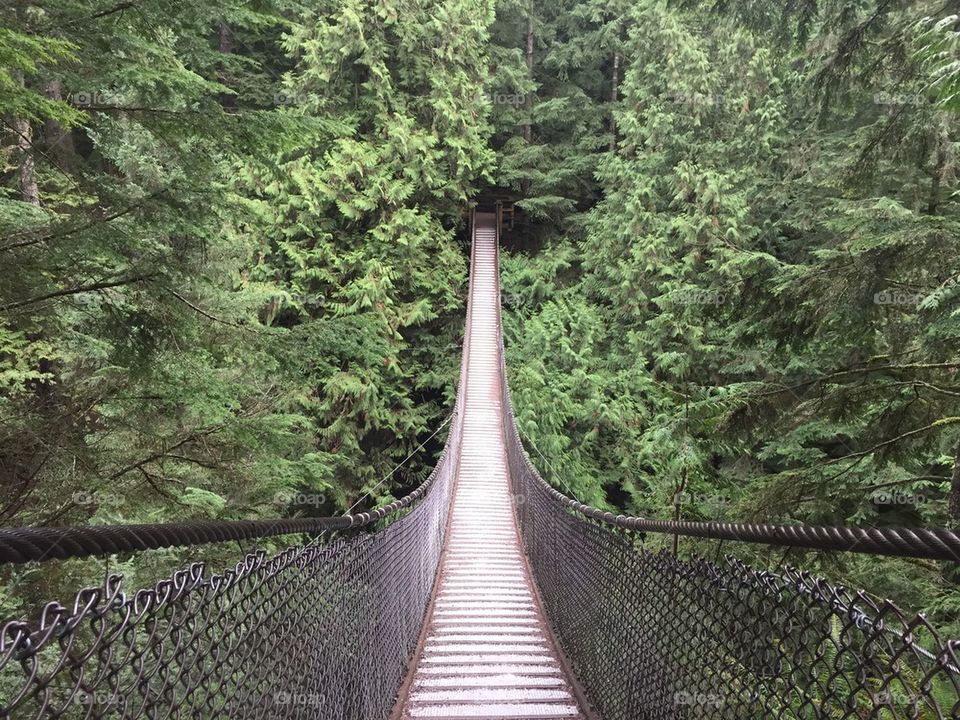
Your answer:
500,0 -> 960,621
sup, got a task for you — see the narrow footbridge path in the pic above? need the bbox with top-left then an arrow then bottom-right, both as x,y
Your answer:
395,214 -> 585,719
1,207 -> 960,720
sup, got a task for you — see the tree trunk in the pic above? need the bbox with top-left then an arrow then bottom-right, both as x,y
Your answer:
13,71 -> 40,206
609,50 -> 620,152
520,7 -> 534,197
217,21 -> 236,110
948,438 -> 960,528
43,79 -> 75,170
927,123 -> 948,215
523,9 -> 534,144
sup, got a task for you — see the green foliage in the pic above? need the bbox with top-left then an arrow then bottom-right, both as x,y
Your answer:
0,0 -> 491,612
3,0 -> 959,635
500,0 -> 960,623
487,0 -> 620,235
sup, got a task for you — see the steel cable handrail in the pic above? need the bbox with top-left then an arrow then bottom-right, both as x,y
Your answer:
0,414 -> 452,565
510,468 -> 960,561
497,336 -> 960,560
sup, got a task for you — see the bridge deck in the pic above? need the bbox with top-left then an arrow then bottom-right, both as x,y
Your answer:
394,214 -> 585,720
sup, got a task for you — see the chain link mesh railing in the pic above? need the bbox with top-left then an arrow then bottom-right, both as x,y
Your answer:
505,460 -> 960,717
0,401 -> 461,720
498,338 -> 960,719
510,484 -> 960,718
487,216 -> 960,719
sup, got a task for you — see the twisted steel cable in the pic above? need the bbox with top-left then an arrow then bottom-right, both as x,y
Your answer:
498,338 -> 960,561
0,466 -> 435,565
527,479 -> 960,561
0,416 -> 452,565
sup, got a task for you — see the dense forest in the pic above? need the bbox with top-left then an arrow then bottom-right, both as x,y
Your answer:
2,0 -> 960,633
496,0 -> 960,631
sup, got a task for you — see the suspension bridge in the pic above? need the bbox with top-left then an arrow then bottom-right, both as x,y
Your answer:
1,209 -> 959,719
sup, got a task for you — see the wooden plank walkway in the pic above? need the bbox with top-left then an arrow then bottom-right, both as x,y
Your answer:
394,213 -> 585,720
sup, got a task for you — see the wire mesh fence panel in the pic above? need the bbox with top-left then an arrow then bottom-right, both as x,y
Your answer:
501,400 -> 960,720
0,408 -> 461,720
490,281 -> 960,720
